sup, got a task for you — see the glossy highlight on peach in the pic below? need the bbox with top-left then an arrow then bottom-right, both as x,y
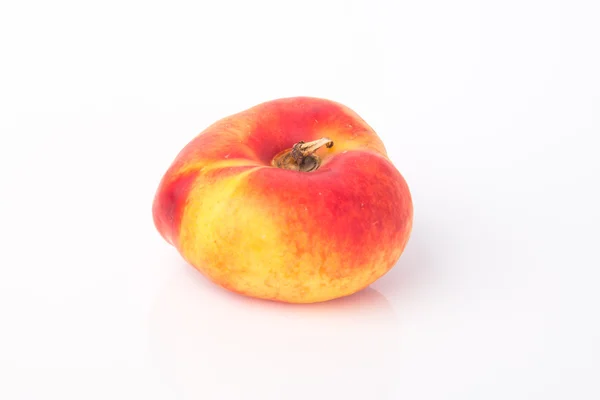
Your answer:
152,97 -> 413,303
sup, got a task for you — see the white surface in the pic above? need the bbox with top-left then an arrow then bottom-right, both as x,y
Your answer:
1,0 -> 599,399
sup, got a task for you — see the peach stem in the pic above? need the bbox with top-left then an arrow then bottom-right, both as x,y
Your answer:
291,138 -> 334,165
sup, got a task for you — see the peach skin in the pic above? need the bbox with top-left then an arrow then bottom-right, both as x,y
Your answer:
152,97 -> 413,303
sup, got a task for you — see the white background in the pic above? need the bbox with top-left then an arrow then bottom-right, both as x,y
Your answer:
1,0 -> 599,399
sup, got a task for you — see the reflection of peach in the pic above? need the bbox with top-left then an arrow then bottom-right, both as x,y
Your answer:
149,265 -> 400,398
152,97 -> 413,303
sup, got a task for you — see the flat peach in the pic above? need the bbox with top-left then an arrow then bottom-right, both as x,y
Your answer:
153,97 -> 413,303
